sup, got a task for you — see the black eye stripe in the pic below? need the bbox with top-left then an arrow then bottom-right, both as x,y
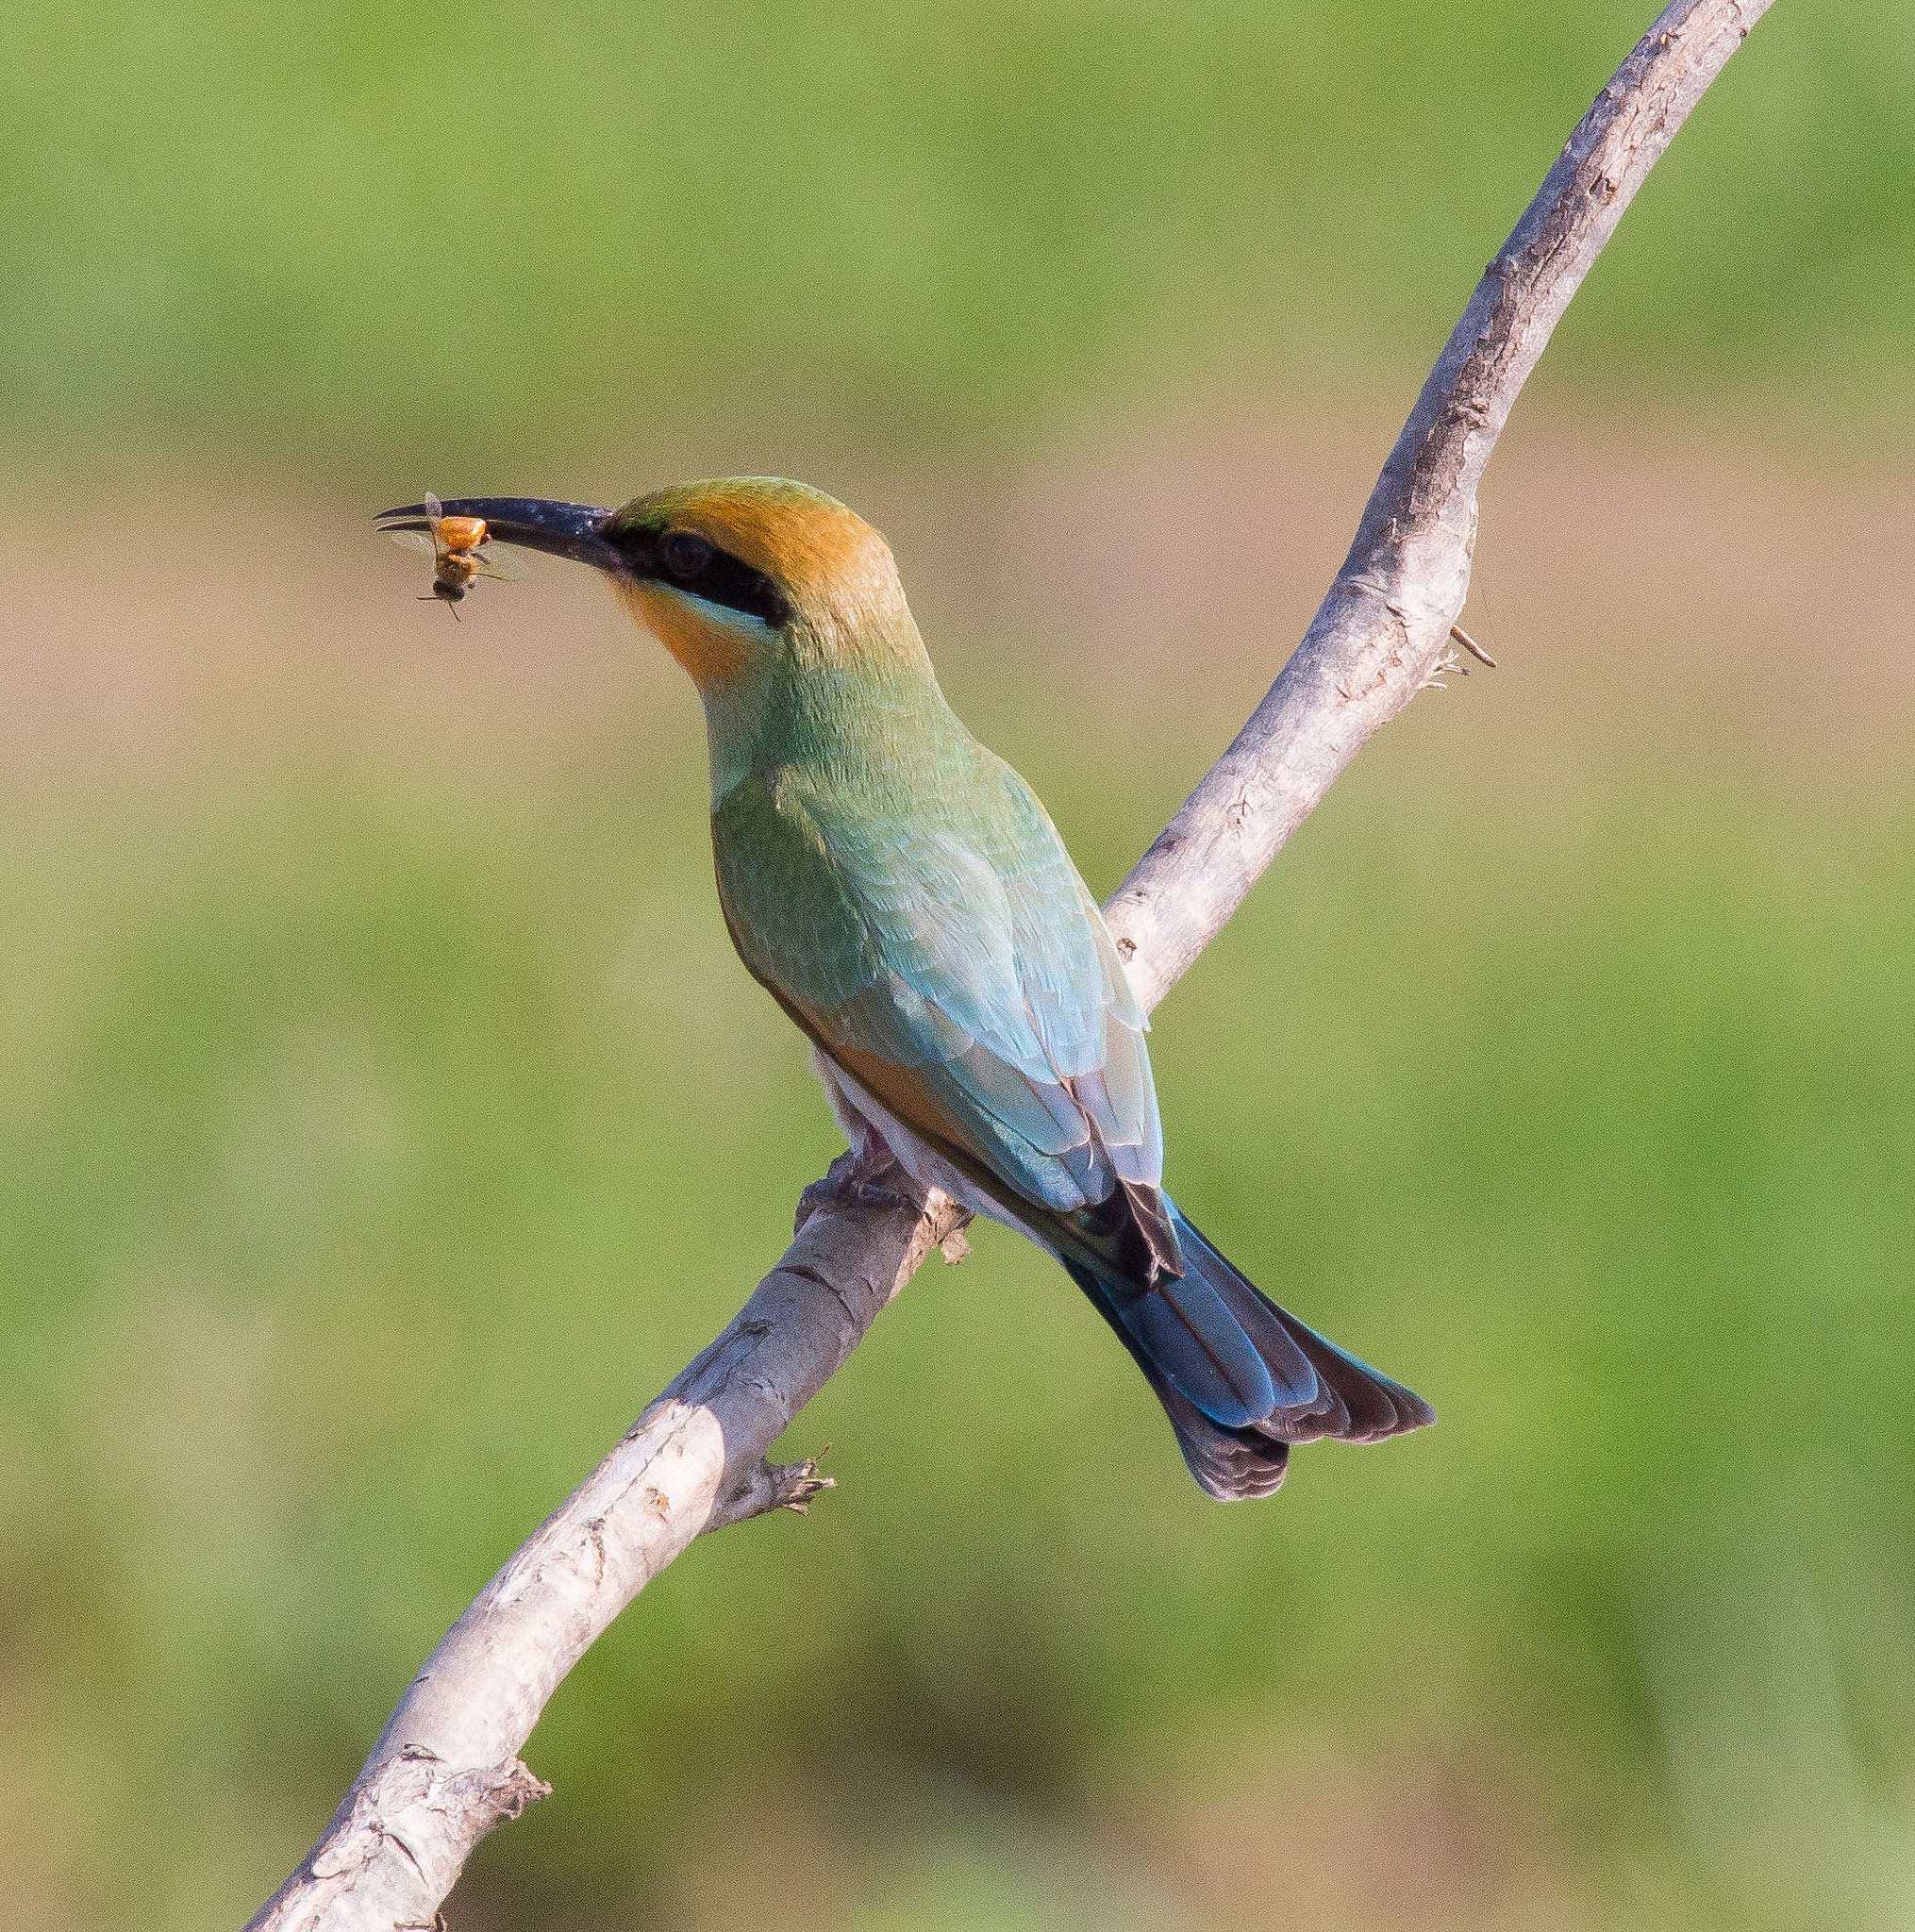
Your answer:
611,525 -> 789,628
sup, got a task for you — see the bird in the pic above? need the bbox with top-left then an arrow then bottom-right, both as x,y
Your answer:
376,479 -> 1433,1498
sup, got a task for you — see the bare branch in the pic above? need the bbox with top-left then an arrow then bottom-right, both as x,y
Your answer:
1104,0 -> 1772,1003
249,1158 -> 962,1932
247,5 -> 1775,1924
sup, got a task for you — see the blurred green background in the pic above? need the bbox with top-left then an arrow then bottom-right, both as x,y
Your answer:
3,3 -> 1914,1928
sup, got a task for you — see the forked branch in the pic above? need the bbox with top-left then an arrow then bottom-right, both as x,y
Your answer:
248,5 -> 1775,1924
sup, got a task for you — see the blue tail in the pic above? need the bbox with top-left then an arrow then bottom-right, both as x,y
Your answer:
1065,1199 -> 1433,1501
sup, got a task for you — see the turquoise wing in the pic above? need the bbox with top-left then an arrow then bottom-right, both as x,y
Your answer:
709,754 -> 1160,1216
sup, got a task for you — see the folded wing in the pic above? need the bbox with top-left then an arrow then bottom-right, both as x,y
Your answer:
710,755 -> 1160,1228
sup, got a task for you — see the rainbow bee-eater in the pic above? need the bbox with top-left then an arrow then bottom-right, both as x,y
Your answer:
377,480 -> 1433,1498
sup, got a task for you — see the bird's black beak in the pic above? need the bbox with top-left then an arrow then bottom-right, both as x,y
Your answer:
375,497 -> 624,573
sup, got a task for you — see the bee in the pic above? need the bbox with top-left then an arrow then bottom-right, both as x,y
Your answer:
388,493 -> 525,613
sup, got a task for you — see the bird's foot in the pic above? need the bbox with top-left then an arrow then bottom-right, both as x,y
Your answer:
795,1138 -> 914,1231
794,1138 -> 972,1266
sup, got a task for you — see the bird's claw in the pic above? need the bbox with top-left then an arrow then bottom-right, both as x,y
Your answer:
794,1141 -> 914,1232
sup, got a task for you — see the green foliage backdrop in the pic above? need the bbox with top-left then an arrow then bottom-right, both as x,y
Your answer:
2,2 -> 1911,466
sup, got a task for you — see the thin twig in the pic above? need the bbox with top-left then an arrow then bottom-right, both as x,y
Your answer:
246,5 -> 1776,1924
1452,623 -> 1497,669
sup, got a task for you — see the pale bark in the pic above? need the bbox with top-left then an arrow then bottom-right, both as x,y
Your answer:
1105,0 -> 1772,1002
247,4 -> 1775,1924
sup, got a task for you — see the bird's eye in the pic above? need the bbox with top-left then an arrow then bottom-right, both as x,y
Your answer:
660,530 -> 712,579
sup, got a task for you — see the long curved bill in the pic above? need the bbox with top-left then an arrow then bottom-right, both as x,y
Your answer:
375,497 -> 623,572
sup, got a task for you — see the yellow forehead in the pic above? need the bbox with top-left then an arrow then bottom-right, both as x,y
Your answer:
620,477 -> 894,603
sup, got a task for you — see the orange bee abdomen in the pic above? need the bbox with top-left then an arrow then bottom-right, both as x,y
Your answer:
436,515 -> 489,553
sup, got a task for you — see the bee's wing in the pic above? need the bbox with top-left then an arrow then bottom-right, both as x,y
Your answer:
471,541 -> 527,581
423,491 -> 445,523
390,530 -> 437,556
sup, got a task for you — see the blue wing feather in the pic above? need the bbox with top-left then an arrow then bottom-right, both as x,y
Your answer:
710,748 -> 1160,1217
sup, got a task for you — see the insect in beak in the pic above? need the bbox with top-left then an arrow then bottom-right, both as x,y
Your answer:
377,497 -> 620,571
383,491 -> 538,611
